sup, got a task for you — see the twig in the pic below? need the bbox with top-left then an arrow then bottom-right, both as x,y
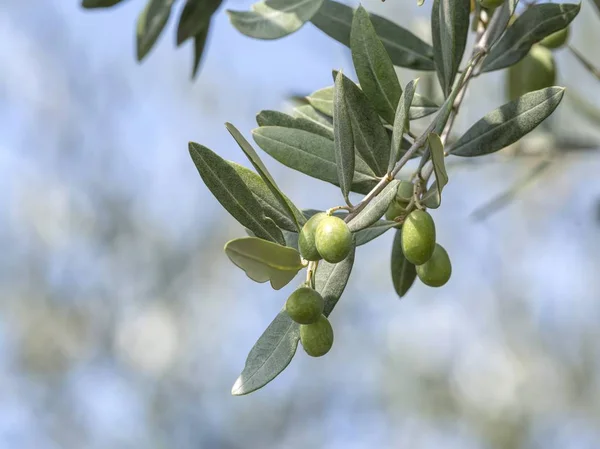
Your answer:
568,45 -> 600,81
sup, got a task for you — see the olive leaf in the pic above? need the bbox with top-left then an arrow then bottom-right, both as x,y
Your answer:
348,180 -> 400,232
257,110 -> 333,140
422,132 -> 448,209
409,94 -> 440,120
350,5 -> 402,125
391,228 -> 417,298
191,27 -> 210,79
449,87 -> 565,157
317,243 -> 356,316
137,0 -> 175,61
482,3 -> 580,72
310,0 -> 435,70
333,71 -> 356,203
82,0 -> 126,7
481,0 -> 519,49
292,105 -> 334,139
252,126 -> 379,194
177,0 -> 222,45
224,237 -> 304,289
189,142 -> 285,245
229,162 -> 298,232
389,79 -> 419,172
431,0 -> 471,96
231,308 -> 300,396
227,0 -> 324,40
226,123 -> 305,232
354,220 -> 398,246
338,73 -> 391,177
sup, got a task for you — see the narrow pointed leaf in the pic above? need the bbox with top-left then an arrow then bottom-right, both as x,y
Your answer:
252,126 -> 378,194
137,0 -> 174,61
333,71 -> 355,202
350,5 -> 402,124
293,105 -> 334,139
225,237 -> 303,289
226,123 -> 304,232
192,26 -> 210,79
389,79 -> 418,171
391,229 -> 417,298
310,0 -> 435,70
316,243 -> 356,316
229,162 -> 298,232
409,93 -> 439,120
431,0 -> 470,96
354,220 -> 398,246
483,3 -> 580,72
177,0 -> 222,45
348,180 -> 399,232
231,308 -> 300,396
257,110 -> 332,140
422,132 -> 447,209
340,73 -> 391,176
449,87 -> 565,157
227,0 -> 324,40
189,142 -> 285,244
481,0 -> 519,49
82,0 -> 126,7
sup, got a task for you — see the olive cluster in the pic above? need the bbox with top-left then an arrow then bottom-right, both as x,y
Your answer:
285,213 -> 353,357
387,181 -> 452,288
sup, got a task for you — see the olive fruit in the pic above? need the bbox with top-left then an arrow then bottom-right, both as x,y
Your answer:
300,314 -> 334,357
315,216 -> 353,263
506,44 -> 556,101
479,0 -> 504,9
298,212 -> 327,261
401,209 -> 436,265
540,27 -> 569,50
385,181 -> 414,222
285,287 -> 324,324
416,244 -> 452,287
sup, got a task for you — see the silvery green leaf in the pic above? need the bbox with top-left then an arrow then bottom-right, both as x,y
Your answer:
333,71 -> 356,202
350,5 -> 402,124
224,237 -> 304,289
409,93 -> 439,119
431,0 -> 471,96
257,110 -> 333,140
348,180 -> 399,232
483,3 -> 580,72
252,126 -> 379,194
189,142 -> 285,245
354,220 -> 398,246
389,79 -> 418,172
293,105 -> 334,139
310,0 -> 435,70
449,87 -> 565,157
226,123 -> 305,231
227,0 -> 324,40
481,0 -> 519,49
137,0 -> 174,61
177,0 -> 222,45
317,243 -> 356,316
422,132 -> 448,209
231,308 -> 300,396
391,229 -> 417,298
229,162 -> 298,232
339,73 -> 391,176
191,26 -> 210,79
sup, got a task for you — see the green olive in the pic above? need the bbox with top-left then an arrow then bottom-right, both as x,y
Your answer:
416,244 -> 452,287
540,27 -> 569,50
507,44 -> 556,101
315,216 -> 353,263
285,287 -> 324,324
298,212 -> 327,261
401,210 -> 436,265
300,314 -> 334,357
479,0 -> 504,9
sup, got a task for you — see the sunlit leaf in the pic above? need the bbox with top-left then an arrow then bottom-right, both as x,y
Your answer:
293,105 -> 334,139
137,0 -> 174,61
389,79 -> 418,172
257,110 -> 333,140
189,142 -> 285,244
422,132 -> 448,209
449,87 -> 565,157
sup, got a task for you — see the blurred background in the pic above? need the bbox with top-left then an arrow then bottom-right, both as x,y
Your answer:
1,1 -> 600,448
